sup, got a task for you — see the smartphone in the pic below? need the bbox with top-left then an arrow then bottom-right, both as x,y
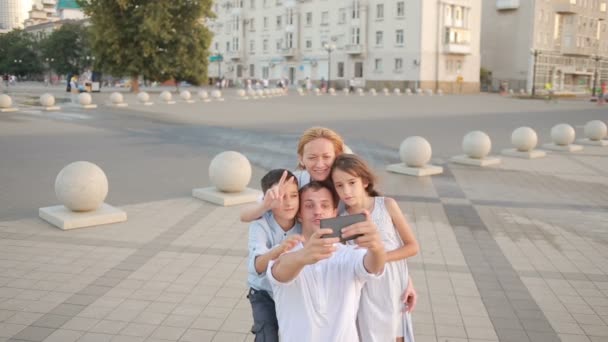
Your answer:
320,213 -> 366,242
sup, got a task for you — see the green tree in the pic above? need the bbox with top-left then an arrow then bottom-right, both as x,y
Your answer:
0,29 -> 43,77
41,23 -> 92,76
76,0 -> 214,92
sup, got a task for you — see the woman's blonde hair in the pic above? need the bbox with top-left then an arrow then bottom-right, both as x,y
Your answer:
297,127 -> 345,169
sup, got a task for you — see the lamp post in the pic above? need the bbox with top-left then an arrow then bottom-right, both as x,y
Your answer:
592,55 -> 601,97
13,59 -> 22,77
45,57 -> 54,86
530,49 -> 539,97
323,43 -> 336,92
215,50 -> 223,84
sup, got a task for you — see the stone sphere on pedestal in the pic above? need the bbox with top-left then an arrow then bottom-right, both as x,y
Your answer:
110,92 -> 124,104
160,91 -> 172,102
383,88 -> 389,95
256,89 -> 264,97
40,93 -> 55,107
314,88 -> 321,95
394,88 -> 402,95
237,89 -> 246,97
329,88 -> 335,95
55,161 -> 108,212
0,94 -> 13,108
370,88 -> 377,95
209,151 -> 252,193
584,120 -> 607,141
137,92 -> 150,103
400,136 -> 432,167
211,90 -> 222,99
511,127 -> 538,152
263,89 -> 270,96
180,90 -> 191,100
357,88 -> 364,95
463,131 -> 492,159
198,90 -> 209,99
343,88 -> 349,94
248,89 -> 257,97
551,124 -> 575,146
78,93 -> 92,105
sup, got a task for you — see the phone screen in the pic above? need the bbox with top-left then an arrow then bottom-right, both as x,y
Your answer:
320,213 -> 366,242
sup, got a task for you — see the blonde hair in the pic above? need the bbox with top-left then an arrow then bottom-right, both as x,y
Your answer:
297,127 -> 345,169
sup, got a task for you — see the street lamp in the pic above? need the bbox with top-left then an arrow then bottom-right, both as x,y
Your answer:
215,50 -> 223,83
530,49 -> 539,97
13,59 -> 23,77
45,57 -> 54,86
323,43 -> 336,92
592,55 -> 601,97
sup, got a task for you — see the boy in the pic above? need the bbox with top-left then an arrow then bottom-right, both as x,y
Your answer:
268,181 -> 386,342
247,169 -> 302,342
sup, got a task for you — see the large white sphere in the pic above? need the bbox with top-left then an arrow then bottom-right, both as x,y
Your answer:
137,92 -> 150,103
256,89 -> 264,97
40,93 -> 55,107
209,151 -> 252,193
383,88 -> 389,95
237,89 -> 246,97
343,88 -> 349,94
180,90 -> 191,100
370,88 -> 377,95
78,93 -> 92,105
55,161 -> 108,212
314,88 -> 321,95
329,88 -> 336,95
551,124 -> 575,146
298,88 -> 305,95
110,92 -> 123,104
211,90 -> 222,99
511,127 -> 538,152
357,88 -> 364,95
248,89 -> 257,97
160,91 -> 172,102
0,94 -> 12,108
584,120 -> 607,141
263,89 -> 270,96
400,136 -> 432,167
395,88 -> 402,94
462,131 -> 492,159
198,90 -> 209,99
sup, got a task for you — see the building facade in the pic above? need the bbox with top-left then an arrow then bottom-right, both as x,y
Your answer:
24,0 -> 58,28
0,0 -> 30,33
208,0 -> 481,93
481,0 -> 608,94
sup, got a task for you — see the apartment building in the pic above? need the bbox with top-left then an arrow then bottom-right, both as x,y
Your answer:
0,0 -> 30,33
208,0 -> 481,93
481,0 -> 608,93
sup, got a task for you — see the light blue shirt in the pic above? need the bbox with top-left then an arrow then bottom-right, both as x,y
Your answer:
248,211 -> 301,295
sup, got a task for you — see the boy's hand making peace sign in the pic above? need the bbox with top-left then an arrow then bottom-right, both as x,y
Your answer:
262,170 -> 295,211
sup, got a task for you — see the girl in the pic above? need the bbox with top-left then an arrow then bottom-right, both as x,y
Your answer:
331,154 -> 419,342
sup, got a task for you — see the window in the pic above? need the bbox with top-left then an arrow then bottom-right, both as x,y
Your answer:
339,8 -> 346,23
233,37 -> 239,51
355,62 -> 363,77
397,1 -> 405,17
375,31 -> 383,45
352,27 -> 361,44
306,12 -> 312,26
374,58 -> 382,72
276,15 -> 282,28
226,41 -> 230,51
264,16 -> 268,29
249,18 -> 255,31
396,29 -> 404,45
249,64 -> 255,77
263,66 -> 269,78
306,39 -> 312,49
352,1 -> 360,19
276,39 -> 282,51
263,39 -> 268,52
287,9 -> 294,25
250,0 -> 255,9
286,33 -> 293,48
338,62 -> 345,77
376,4 -> 384,19
322,11 -> 329,25
250,40 -> 255,51
395,58 -> 403,71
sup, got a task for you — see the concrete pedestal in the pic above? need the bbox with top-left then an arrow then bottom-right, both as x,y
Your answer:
202,99 -> 211,103
216,98 -> 225,102
192,187 -> 261,206
386,163 -> 443,176
142,102 -> 154,106
542,143 -> 583,152
112,103 -> 128,108
44,106 -> 61,111
81,104 -> 98,109
501,148 -> 546,159
163,101 -> 176,105
451,155 -> 501,167
184,100 -> 195,104
0,108 -> 18,112
576,139 -> 608,147
39,203 -> 127,230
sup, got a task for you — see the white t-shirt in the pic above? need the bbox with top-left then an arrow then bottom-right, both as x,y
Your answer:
268,243 -> 384,342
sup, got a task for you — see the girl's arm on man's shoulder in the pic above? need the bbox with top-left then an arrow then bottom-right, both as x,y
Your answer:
385,197 -> 419,262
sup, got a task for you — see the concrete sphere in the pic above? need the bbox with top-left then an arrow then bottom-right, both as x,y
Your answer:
383,88 -> 389,95
437,89 -> 444,96
78,93 -> 92,105
0,94 -> 13,108
462,131 -> 492,159
297,88 -> 305,95
137,92 -> 150,103
400,136 -> 432,167
511,127 -> 538,152
209,151 -> 252,193
584,120 -> 607,141
160,91 -> 172,102
237,89 -> 246,97
256,89 -> 264,97
394,88 -> 402,94
314,88 -> 321,95
180,90 -> 191,100
551,124 -> 575,146
263,89 -> 270,96
55,161 -> 108,212
40,93 -> 55,107
416,88 -> 422,94
198,90 -> 209,99
425,89 -> 433,96
110,92 -> 124,104
343,144 -> 354,154
329,88 -> 335,95
211,90 -> 222,99
343,88 -> 349,94
249,89 -> 257,97
357,88 -> 364,95
370,88 -> 377,95
405,88 -> 412,95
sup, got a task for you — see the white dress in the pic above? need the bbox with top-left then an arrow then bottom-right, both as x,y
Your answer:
351,197 -> 415,342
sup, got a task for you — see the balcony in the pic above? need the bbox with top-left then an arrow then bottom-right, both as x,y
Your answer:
226,50 -> 244,60
345,44 -> 364,54
554,0 -> 578,14
281,48 -> 298,57
496,0 -> 520,10
561,45 -> 592,56
444,43 -> 471,55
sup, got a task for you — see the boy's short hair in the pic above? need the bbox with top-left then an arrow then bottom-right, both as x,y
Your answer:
299,181 -> 339,209
261,169 -> 297,193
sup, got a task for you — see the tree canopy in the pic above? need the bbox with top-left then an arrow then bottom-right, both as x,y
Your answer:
41,23 -> 92,76
76,0 -> 214,91
0,30 -> 43,77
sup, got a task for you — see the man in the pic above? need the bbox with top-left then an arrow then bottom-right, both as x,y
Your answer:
268,181 -> 386,342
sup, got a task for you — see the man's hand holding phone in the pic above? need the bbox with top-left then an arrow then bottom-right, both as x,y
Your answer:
341,211 -> 383,253
298,229 -> 339,265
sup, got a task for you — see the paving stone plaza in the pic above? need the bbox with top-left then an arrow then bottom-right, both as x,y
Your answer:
0,84 -> 607,342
